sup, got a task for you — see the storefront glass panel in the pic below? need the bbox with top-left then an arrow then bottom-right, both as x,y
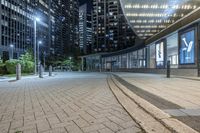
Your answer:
167,33 -> 178,68
156,41 -> 165,68
150,44 -> 156,68
180,29 -> 195,64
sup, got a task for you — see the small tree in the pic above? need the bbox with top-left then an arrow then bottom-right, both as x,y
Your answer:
19,52 -> 34,73
62,59 -> 72,67
5,59 -> 20,74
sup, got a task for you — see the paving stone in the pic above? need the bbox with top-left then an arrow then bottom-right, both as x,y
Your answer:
48,116 -> 61,126
117,127 -> 142,133
51,121 -> 74,129
74,117 -> 90,128
23,128 -> 37,133
0,72 -> 141,133
120,120 -> 138,129
103,121 -> 123,132
98,127 -> 114,133
65,122 -> 83,133
107,116 -> 125,125
42,127 -> 66,133
0,122 -> 10,133
10,119 -> 23,130
82,124 -> 105,132
36,119 -> 51,132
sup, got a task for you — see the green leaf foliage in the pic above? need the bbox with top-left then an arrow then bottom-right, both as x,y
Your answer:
5,59 -> 20,74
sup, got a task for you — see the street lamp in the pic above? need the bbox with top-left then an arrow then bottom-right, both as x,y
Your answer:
34,17 -> 40,75
69,57 -> 72,71
37,41 -> 42,72
43,51 -> 46,71
10,44 -> 14,60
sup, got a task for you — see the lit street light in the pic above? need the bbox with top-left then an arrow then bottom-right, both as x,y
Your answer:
10,44 -> 14,60
34,17 -> 40,75
69,57 -> 72,71
38,41 -> 42,72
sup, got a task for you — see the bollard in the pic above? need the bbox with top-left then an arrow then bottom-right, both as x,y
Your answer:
16,63 -> 21,80
39,65 -> 44,78
167,60 -> 170,78
49,65 -> 52,76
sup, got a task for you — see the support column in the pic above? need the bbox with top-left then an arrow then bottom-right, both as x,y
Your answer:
0,4 -> 2,49
127,53 -> 129,69
81,57 -> 84,71
99,56 -> 102,72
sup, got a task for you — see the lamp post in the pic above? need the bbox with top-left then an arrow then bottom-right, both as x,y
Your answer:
69,57 -> 72,71
43,51 -> 46,71
37,41 -> 42,72
34,17 -> 40,75
10,44 -> 14,59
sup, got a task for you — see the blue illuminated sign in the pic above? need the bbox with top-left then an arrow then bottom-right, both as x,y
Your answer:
180,30 -> 195,64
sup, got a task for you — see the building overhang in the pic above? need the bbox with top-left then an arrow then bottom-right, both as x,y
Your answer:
119,0 -> 200,40
146,7 -> 200,45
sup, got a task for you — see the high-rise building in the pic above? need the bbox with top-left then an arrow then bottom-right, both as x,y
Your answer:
0,0 -> 35,61
46,0 -> 79,58
63,0 -> 79,57
92,0 -> 137,53
79,4 -> 92,55
35,0 -> 52,60
0,0 -> 79,62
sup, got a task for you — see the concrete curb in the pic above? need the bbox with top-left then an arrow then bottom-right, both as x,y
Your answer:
0,73 -> 56,82
109,75 -> 198,133
107,75 -> 170,133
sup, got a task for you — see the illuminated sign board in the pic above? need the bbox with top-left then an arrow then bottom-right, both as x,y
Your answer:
180,30 -> 195,64
156,41 -> 164,67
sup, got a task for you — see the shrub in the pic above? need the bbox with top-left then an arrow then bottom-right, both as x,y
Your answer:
0,60 -> 7,75
20,60 -> 34,73
19,52 -> 34,73
5,59 -> 20,74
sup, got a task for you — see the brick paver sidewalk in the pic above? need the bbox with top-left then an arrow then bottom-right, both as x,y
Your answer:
115,72 -> 200,132
0,72 -> 142,133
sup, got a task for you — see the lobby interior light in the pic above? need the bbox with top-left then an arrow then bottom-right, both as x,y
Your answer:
10,44 -> 14,48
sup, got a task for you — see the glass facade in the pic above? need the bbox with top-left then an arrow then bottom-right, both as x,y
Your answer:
0,0 -> 35,60
156,41 -> 165,68
179,29 -> 195,64
83,21 -> 200,73
167,33 -> 178,68
0,0 -> 79,61
92,0 -> 136,53
82,0 -> 200,77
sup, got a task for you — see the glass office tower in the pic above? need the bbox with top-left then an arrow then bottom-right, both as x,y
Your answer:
0,0 -> 79,61
0,0 -> 35,61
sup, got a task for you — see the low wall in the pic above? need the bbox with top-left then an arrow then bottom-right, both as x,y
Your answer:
111,68 -> 199,77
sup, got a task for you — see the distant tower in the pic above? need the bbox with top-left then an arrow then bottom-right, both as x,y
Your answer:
52,0 -> 79,58
92,0 -> 136,53
79,4 -> 92,55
